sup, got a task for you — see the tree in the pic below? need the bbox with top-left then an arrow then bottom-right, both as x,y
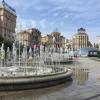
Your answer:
0,35 -> 4,46
0,35 -> 12,51
98,51 -> 100,58
95,44 -> 99,49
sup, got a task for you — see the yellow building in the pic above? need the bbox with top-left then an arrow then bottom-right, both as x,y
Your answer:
72,28 -> 92,50
0,0 -> 16,42
19,28 -> 41,47
41,35 -> 53,46
19,31 -> 30,47
41,32 -> 66,51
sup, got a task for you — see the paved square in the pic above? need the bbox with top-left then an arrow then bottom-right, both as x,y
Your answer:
0,58 -> 100,100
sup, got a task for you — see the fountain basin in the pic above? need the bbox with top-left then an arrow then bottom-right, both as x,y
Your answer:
0,68 -> 72,91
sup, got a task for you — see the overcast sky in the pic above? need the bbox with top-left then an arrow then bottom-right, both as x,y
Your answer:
1,0 -> 100,43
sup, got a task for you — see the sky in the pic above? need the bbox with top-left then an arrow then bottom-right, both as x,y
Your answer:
0,0 -> 100,43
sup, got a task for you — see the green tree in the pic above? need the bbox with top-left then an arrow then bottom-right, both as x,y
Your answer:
95,44 -> 99,49
0,35 -> 12,51
0,35 -> 4,46
98,51 -> 100,58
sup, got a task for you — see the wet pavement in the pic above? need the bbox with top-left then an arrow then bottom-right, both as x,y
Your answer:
0,58 -> 100,100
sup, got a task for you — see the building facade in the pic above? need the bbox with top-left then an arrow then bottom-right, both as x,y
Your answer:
41,35 -> 53,47
19,31 -> 30,47
41,32 -> 66,52
0,0 -> 16,42
72,28 -> 92,50
60,36 -> 66,50
27,28 -> 41,47
51,32 -> 61,49
19,28 -> 41,47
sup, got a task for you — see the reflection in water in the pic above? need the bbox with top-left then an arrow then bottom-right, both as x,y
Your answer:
68,60 -> 90,85
72,68 -> 89,85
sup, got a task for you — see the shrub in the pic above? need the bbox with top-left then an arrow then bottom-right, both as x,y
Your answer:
98,51 -> 100,58
0,35 -> 13,51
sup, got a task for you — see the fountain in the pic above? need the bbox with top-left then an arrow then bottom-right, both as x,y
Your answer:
0,43 -> 5,67
0,42 -> 73,91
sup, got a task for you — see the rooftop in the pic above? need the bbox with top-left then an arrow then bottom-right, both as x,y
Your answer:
0,0 -> 16,15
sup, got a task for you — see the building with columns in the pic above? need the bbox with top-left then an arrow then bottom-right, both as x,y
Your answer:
72,28 -> 92,50
0,0 -> 16,42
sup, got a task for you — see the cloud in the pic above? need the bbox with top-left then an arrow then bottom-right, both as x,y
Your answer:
53,13 -> 59,17
6,0 -> 100,23
3,0 -> 100,43
16,18 -> 53,33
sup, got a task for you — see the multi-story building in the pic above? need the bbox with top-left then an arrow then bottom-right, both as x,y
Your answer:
60,36 -> 66,49
41,32 -> 66,51
72,28 -> 92,50
18,28 -> 41,47
27,28 -> 41,47
0,0 -> 16,42
19,31 -> 30,47
51,32 -> 61,49
41,35 -> 53,46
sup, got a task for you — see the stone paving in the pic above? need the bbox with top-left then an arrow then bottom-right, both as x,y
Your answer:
0,58 -> 100,100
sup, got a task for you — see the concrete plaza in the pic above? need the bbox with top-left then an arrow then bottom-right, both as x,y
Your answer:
0,58 -> 100,100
